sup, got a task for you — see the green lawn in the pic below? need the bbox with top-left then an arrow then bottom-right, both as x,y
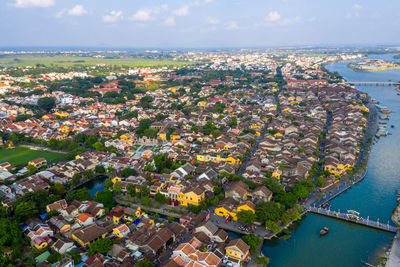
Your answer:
0,147 -> 65,166
0,55 -> 197,68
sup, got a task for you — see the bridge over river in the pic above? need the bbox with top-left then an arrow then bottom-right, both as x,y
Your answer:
307,206 -> 397,233
346,81 -> 400,86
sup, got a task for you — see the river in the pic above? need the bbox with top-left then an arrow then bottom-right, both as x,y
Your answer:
262,54 -> 400,267
77,175 -> 107,197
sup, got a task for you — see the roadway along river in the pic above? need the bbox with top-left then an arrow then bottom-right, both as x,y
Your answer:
262,53 -> 400,267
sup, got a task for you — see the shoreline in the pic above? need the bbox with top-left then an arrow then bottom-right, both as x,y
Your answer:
348,62 -> 400,73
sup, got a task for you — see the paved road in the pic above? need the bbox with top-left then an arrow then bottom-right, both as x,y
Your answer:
386,233 -> 400,267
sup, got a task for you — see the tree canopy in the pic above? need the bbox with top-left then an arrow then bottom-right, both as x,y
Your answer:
37,97 -> 56,112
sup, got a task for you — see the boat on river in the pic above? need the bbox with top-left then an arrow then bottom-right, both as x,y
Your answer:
319,227 -> 329,236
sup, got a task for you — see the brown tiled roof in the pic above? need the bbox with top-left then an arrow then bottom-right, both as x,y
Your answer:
226,239 -> 250,254
73,225 -> 107,244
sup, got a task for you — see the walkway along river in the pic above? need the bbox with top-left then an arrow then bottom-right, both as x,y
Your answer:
262,54 -> 400,267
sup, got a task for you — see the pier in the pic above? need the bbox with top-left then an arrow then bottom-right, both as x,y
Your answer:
308,206 -> 397,233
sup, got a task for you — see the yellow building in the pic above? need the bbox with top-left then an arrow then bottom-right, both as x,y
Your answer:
178,187 -> 205,206
196,154 -> 240,165
214,198 -> 255,221
158,132 -> 167,141
120,134 -> 134,143
54,111 -> 69,118
113,224 -> 130,238
197,101 -> 207,107
34,239 -> 48,250
272,169 -> 282,180
71,225 -> 107,248
225,239 -> 250,261
170,134 -> 180,141
112,176 -> 122,184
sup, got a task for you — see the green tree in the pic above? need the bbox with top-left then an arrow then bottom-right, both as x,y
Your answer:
292,179 -> 314,199
95,165 -> 106,174
88,238 -> 115,257
263,178 -> 284,195
93,142 -> 105,151
203,121 -> 216,135
67,249 -> 82,265
127,185 -> 137,197
237,210 -> 257,225
83,169 -> 94,180
26,164 -> 37,175
140,96 -> 153,109
46,210 -> 60,220
113,183 -> 122,194
242,234 -> 261,254
53,183 -> 65,195
230,116 -> 238,127
0,219 -> 27,258
265,220 -> 280,233
121,168 -> 137,177
75,188 -> 92,201
141,196 -> 151,207
154,193 -> 169,204
15,201 -> 37,221
254,256 -> 270,266
315,176 -> 326,188
135,259 -> 154,267
94,190 -> 115,209
47,252 -> 62,263
37,97 -> 56,112
256,202 -> 284,224
211,129 -> 222,138
104,179 -> 113,190
71,173 -> 82,185
275,192 -> 297,208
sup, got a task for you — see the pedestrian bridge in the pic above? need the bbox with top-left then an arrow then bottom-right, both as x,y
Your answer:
307,206 -> 397,233
346,81 -> 400,86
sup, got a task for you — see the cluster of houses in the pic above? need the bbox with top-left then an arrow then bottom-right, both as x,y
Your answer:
22,197 -> 251,267
322,90 -> 368,177
0,50 -> 375,266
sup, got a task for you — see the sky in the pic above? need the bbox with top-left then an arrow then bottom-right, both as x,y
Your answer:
1,0 -> 400,48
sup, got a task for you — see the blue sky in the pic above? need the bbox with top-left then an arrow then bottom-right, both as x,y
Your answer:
1,0 -> 400,48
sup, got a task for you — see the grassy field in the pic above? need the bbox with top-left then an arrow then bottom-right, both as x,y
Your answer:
0,147 -> 65,166
0,55 -> 197,68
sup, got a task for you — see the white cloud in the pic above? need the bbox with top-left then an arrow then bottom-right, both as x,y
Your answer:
266,11 -> 281,22
173,5 -> 189,16
354,3 -> 362,9
68,5 -> 88,16
131,9 -> 153,21
130,5 -> 167,22
200,26 -> 217,32
103,10 -> 123,23
204,0 -> 214,3
164,16 -> 176,27
206,17 -> 219,25
55,8 -> 66,18
280,16 -> 301,25
14,0 -> 54,8
225,20 -> 239,30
